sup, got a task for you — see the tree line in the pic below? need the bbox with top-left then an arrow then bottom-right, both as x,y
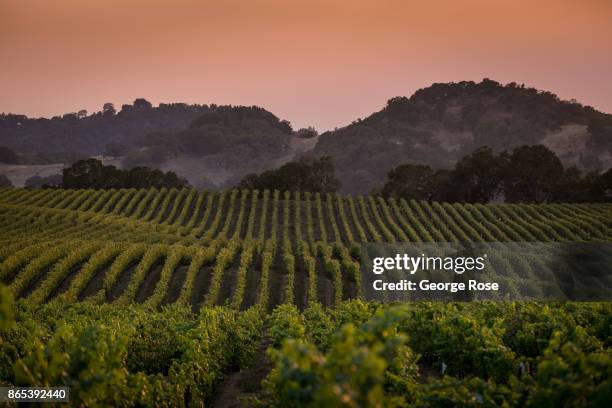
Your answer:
238,156 -> 340,194
381,145 -> 612,203
3,146 -> 610,203
61,159 -> 189,189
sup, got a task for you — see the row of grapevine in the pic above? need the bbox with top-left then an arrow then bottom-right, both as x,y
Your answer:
358,196 -> 382,242
216,189 -> 239,241
282,191 -> 295,304
7,243 -> 75,297
295,240 -> 317,304
304,191 -> 316,243
318,243 -> 342,305
230,242 -> 256,309
143,245 -> 190,307
257,189 -> 270,241
245,189 -> 259,239
314,192 -> 328,241
185,191 -> 207,230
229,189 -> 249,240
113,244 -> 167,305
26,242 -> 103,303
376,196 -> 409,241
388,198 -> 423,241
111,189 -> 137,215
293,191 -> 301,242
0,242 -> 57,282
172,188 -> 195,227
256,239 -> 276,309
204,240 -> 240,306
98,188 -> 125,213
175,244 -> 218,306
88,244 -> 147,303
201,191 -> 228,242
336,195 -> 355,243
57,243 -> 125,302
346,195 -> 368,242
326,193 -> 342,243
366,196 -> 395,241
142,187 -> 167,221
4,188 -> 610,243
162,188 -> 187,225
333,242 -> 363,299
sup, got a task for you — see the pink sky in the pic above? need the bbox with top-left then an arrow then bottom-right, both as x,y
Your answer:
1,0 -> 611,130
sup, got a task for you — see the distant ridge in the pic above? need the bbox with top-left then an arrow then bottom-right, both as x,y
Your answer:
2,79 -> 611,193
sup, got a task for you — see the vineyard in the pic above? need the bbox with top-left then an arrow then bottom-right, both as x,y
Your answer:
0,187 -> 611,406
1,187 -> 611,309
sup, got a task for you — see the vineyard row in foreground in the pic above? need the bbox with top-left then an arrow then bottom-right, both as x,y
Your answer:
0,296 -> 609,407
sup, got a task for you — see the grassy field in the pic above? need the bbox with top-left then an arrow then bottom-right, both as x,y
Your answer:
0,187 -> 610,406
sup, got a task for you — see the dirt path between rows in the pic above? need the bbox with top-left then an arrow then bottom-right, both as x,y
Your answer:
211,330 -> 272,408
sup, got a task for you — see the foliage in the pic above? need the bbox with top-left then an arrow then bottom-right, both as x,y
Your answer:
0,284 -> 14,330
503,145 -> 564,203
314,79 -> 612,194
262,302 -> 612,407
25,174 -> 62,188
0,186 -> 611,407
1,302 -> 262,407
383,144 -> 612,203
0,146 -> 20,164
0,174 -> 14,188
239,156 -> 340,194
263,305 -> 419,407
382,164 -> 437,201
63,158 -> 189,189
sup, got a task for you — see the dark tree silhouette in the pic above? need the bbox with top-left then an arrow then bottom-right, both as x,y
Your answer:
25,174 -> 62,188
381,144 -> 611,203
503,145 -> 563,203
0,174 -> 13,188
446,146 -> 506,203
102,103 -> 116,116
239,156 -> 339,194
0,146 -> 19,164
62,158 -> 189,189
381,164 -> 436,200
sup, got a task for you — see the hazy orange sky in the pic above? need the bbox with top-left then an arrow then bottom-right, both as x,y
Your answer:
1,0 -> 611,130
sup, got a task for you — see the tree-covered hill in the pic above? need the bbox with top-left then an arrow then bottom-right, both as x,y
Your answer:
0,102 -> 294,164
0,102 -> 298,188
0,100 -> 209,163
314,79 -> 612,194
3,80 -> 612,193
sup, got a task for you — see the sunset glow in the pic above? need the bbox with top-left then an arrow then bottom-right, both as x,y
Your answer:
1,0 -> 611,130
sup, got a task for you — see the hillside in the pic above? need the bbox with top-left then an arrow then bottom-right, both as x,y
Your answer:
0,103 -> 302,188
0,101 -> 209,162
132,105 -> 297,188
315,79 -> 612,194
3,80 -> 612,193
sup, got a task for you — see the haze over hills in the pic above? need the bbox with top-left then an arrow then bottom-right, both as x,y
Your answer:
0,102 -> 310,188
1,79 -> 611,192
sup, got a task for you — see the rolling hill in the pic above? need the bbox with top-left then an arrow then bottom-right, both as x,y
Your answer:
315,79 -> 612,193
3,79 -> 612,193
